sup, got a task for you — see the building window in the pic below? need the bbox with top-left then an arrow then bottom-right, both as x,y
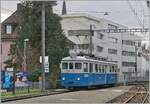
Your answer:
97,32 -> 104,39
108,37 -> 118,43
6,25 -> 12,34
122,51 -> 136,56
108,48 -> 117,54
138,52 -> 142,57
122,62 -> 135,67
122,40 -> 135,46
138,42 -> 141,47
97,46 -> 103,52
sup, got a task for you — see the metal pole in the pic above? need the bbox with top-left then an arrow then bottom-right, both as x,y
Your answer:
24,41 -> 26,71
147,0 -> 150,95
89,25 -> 93,55
24,39 -> 30,93
12,63 -> 16,95
135,45 -> 138,82
42,2 -> 46,91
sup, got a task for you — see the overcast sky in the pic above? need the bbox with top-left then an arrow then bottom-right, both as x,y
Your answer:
1,0 -> 149,28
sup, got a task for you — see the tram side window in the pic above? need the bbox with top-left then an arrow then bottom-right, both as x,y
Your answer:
99,64 -> 101,72
112,65 -> 115,72
89,63 -> 93,72
69,63 -> 74,69
110,65 -> 112,72
102,65 -> 105,73
115,65 -> 117,72
95,64 -> 98,72
105,65 -> 107,72
84,63 -> 88,72
75,63 -> 82,69
62,63 -> 68,69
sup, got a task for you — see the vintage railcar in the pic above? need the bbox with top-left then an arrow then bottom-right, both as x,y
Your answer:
60,55 -> 118,89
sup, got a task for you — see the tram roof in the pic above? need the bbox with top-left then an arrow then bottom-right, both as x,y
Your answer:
62,56 -> 117,65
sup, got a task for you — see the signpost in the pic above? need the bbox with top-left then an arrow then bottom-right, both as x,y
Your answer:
40,56 -> 49,63
44,62 -> 49,73
40,56 -> 49,73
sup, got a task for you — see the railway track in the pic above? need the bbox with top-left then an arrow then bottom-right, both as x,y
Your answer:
107,82 -> 149,103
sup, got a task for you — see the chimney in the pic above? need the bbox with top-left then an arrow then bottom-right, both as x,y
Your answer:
62,0 -> 67,15
17,3 -> 23,11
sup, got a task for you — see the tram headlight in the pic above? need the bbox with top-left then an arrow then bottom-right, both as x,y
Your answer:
62,77 -> 65,80
77,78 -> 80,81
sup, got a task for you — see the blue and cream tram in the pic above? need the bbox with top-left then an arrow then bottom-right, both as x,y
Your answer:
60,56 -> 118,89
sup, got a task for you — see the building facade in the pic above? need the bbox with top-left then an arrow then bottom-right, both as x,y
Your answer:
1,10 -> 18,70
61,13 -> 143,82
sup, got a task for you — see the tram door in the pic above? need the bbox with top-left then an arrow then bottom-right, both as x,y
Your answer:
89,63 -> 95,85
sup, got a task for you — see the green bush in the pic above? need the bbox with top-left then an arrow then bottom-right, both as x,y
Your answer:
29,69 -> 41,82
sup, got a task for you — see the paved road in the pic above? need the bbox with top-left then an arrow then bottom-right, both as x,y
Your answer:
4,86 -> 132,103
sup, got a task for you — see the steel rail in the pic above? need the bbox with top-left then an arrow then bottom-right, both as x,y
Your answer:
124,86 -> 148,103
142,93 -> 149,104
124,94 -> 136,103
124,87 -> 140,103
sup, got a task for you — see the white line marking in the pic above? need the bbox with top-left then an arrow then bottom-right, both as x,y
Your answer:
99,89 -> 108,92
111,89 -> 122,92
60,98 -> 78,101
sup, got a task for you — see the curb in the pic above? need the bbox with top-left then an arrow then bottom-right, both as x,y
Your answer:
1,91 -> 70,102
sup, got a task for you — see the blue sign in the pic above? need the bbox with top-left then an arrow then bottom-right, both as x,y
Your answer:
23,71 -> 29,77
3,72 -> 12,89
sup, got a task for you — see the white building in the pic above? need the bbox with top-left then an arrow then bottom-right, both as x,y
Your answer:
141,49 -> 149,78
61,13 -> 143,82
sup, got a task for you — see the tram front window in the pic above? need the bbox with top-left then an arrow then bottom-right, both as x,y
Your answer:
69,63 -> 73,69
95,64 -> 98,72
84,63 -> 88,72
89,63 -> 93,72
75,63 -> 82,69
62,63 -> 68,69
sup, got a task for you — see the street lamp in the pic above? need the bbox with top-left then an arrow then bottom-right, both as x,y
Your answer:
24,38 -> 29,93
24,38 -> 29,71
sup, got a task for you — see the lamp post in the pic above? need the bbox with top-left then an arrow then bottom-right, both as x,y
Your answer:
135,44 -> 138,82
41,2 -> 46,91
24,38 -> 29,93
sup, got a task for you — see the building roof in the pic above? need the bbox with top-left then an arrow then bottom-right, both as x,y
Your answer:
2,11 -> 18,24
61,13 -> 101,23
61,13 -> 127,28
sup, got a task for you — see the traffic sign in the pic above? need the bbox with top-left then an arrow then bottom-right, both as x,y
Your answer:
40,56 -> 49,63
44,62 -> 49,73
